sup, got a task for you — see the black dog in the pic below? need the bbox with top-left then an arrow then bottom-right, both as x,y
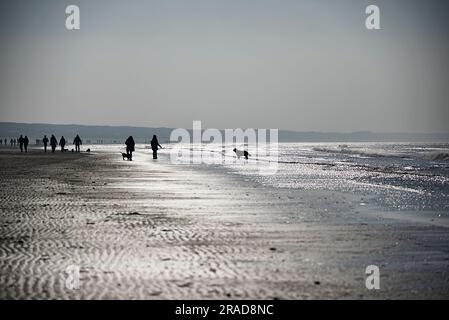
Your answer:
121,153 -> 132,161
233,148 -> 250,160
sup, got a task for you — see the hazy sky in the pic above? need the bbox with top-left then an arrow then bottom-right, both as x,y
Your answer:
0,0 -> 448,132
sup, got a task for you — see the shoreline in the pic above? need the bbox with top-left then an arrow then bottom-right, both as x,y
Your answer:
0,149 -> 448,299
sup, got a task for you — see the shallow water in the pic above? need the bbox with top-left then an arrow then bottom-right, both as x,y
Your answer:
83,142 -> 449,213
159,142 -> 449,213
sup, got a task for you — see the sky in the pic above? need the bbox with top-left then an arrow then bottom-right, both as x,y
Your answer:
0,0 -> 448,133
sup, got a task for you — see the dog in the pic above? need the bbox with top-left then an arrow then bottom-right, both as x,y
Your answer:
86,148 -> 91,153
121,153 -> 132,161
233,148 -> 250,160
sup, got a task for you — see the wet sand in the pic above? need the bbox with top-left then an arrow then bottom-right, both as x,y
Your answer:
0,149 -> 448,299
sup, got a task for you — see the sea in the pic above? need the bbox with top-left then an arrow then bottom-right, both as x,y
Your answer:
87,141 -> 449,214
162,142 -> 449,213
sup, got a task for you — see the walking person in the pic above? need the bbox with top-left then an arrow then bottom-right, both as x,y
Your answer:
42,135 -> 49,152
125,136 -> 135,161
59,136 -> 66,152
10,138 -> 13,148
24,136 -> 29,152
73,134 -> 82,152
150,135 -> 162,159
50,135 -> 57,153
18,135 -> 24,152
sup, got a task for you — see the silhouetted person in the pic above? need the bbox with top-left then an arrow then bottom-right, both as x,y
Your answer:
24,136 -> 29,152
73,134 -> 82,152
18,135 -> 24,152
59,136 -> 66,152
125,136 -> 135,161
13,139 -> 16,147
42,135 -> 49,152
10,138 -> 13,148
0,139 -> 2,146
50,135 -> 57,153
150,135 -> 162,159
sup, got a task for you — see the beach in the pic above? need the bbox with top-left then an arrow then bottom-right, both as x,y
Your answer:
0,147 -> 448,299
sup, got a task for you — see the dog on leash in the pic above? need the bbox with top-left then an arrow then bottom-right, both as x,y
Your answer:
233,148 -> 250,160
121,153 -> 132,161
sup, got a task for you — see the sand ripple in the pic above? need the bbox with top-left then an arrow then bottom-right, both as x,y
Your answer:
1,151 -> 449,299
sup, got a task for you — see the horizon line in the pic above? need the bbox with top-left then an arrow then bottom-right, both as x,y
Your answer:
1,121 -> 449,136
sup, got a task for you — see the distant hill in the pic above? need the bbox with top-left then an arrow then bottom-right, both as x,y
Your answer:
278,130 -> 449,142
0,122 -> 448,144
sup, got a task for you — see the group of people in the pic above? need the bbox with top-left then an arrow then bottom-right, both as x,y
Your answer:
7,132 -> 162,160
125,135 -> 162,161
0,138 -> 18,148
42,134 -> 83,153
17,135 -> 30,152
1,136 -> 31,151
12,134 -> 83,153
